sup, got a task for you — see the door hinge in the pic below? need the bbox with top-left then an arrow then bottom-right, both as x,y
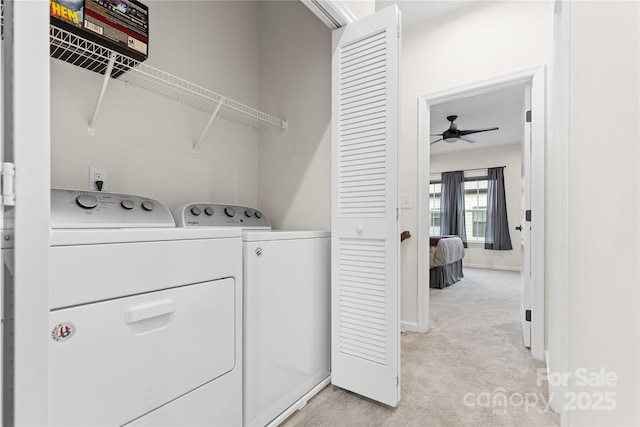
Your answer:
525,110 -> 532,123
525,210 -> 531,222
1,162 -> 16,206
396,376 -> 399,386
397,25 -> 401,39
525,310 -> 531,322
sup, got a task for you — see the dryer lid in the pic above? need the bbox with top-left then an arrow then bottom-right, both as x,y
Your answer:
51,188 -> 175,229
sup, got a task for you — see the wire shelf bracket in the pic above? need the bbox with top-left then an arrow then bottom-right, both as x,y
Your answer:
49,25 -> 288,141
193,97 -> 225,154
87,52 -> 116,136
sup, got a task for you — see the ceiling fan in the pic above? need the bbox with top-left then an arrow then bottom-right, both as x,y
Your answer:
431,115 -> 498,145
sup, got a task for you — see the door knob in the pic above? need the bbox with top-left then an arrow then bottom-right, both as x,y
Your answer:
356,225 -> 364,234
515,225 -> 523,231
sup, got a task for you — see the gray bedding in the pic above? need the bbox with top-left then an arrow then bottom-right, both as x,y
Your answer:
430,236 -> 465,267
429,236 -> 465,288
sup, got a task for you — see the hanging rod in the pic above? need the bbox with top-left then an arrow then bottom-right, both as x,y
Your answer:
430,165 -> 506,175
49,25 -> 288,135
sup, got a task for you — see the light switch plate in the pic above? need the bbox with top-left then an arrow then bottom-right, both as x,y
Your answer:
400,194 -> 411,209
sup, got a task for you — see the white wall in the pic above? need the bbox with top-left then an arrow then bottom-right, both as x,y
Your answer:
257,1 -> 332,230
431,144 -> 522,271
567,2 -> 639,425
398,1 -> 552,325
51,1 -> 261,210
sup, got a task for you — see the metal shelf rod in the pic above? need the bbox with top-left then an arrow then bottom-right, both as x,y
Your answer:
193,97 -> 226,154
88,52 -> 117,136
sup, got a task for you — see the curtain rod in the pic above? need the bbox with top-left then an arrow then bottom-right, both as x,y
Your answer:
430,166 -> 506,175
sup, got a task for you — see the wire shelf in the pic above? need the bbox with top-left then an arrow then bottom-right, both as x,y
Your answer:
49,25 -> 287,130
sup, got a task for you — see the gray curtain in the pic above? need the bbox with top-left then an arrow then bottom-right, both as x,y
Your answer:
440,171 -> 467,247
485,167 -> 513,250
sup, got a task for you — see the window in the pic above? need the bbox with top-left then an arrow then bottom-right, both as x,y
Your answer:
428,177 -> 488,241
464,179 -> 488,241
428,182 -> 441,236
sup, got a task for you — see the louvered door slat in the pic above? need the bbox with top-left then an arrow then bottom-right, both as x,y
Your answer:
340,115 -> 387,132
341,32 -> 386,55
342,68 -> 385,87
340,112 -> 386,128
342,76 -> 386,96
340,137 -> 386,150
340,101 -> 386,117
341,97 -> 385,114
341,88 -> 386,104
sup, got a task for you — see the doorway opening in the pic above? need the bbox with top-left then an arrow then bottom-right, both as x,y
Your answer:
416,67 -> 545,361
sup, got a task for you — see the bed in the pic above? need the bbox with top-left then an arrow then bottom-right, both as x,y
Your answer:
429,236 -> 465,289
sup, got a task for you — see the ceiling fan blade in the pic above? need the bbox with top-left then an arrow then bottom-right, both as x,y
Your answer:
460,136 -> 476,143
430,138 -> 442,145
459,127 -> 499,136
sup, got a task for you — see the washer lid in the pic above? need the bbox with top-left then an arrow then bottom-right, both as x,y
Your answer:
242,230 -> 330,242
173,202 -> 271,229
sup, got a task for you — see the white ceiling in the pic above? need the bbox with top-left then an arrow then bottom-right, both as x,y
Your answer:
429,84 -> 525,155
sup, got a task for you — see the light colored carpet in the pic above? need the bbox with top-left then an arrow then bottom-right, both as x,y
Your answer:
281,267 -> 560,427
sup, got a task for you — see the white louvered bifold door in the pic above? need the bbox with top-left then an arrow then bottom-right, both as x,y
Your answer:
331,5 -> 401,407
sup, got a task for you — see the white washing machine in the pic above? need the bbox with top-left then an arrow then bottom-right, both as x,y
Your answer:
49,189 -> 243,427
174,203 -> 330,427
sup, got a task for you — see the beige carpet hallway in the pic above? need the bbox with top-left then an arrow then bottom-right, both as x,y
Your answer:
281,267 -> 560,427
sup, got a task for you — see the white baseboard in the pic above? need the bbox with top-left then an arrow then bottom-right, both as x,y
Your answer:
400,321 -> 419,332
464,264 -> 521,272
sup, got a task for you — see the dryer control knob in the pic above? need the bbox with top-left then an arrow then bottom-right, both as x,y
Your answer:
224,207 -> 236,217
141,201 -> 155,211
204,207 -> 214,216
255,211 -> 262,219
190,206 -> 202,216
244,210 -> 252,218
76,194 -> 98,209
121,199 -> 135,210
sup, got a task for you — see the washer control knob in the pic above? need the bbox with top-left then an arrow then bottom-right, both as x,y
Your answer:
204,207 -> 215,216
244,210 -> 252,218
76,194 -> 98,209
141,201 -> 155,212
255,211 -> 262,219
121,199 -> 135,210
190,206 -> 202,216
225,207 -> 236,217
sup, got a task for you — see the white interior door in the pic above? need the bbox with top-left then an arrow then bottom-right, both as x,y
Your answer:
519,84 -> 532,348
331,5 -> 401,407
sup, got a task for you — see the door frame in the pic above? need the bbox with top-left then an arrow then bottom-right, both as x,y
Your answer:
6,0 -> 52,424
416,66 -> 546,360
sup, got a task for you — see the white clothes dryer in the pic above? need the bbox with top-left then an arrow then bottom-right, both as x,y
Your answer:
174,203 -> 330,427
49,189 -> 243,427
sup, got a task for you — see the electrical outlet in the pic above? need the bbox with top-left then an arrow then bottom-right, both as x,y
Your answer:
400,194 -> 412,209
89,166 -> 108,191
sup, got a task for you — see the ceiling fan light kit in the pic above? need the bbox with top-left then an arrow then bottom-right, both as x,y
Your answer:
431,115 -> 498,145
